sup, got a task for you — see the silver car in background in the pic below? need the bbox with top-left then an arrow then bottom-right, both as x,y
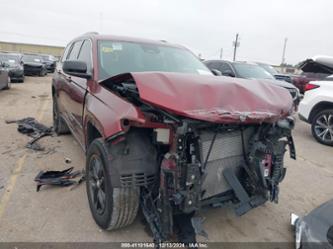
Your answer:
0,62 -> 11,90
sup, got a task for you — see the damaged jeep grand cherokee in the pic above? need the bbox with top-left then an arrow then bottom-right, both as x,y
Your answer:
52,33 -> 296,243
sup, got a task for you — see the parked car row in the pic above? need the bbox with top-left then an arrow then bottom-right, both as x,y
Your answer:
0,52 -> 57,85
203,58 -> 333,147
204,60 -> 301,107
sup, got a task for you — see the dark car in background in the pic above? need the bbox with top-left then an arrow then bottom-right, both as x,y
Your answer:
254,61 -> 294,83
41,54 -> 57,73
0,52 -> 24,82
22,54 -> 47,76
0,62 -> 11,90
204,60 -> 301,107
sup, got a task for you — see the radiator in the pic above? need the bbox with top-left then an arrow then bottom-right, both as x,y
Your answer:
199,127 -> 254,199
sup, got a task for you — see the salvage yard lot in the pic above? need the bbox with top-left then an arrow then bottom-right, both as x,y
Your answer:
0,76 -> 332,243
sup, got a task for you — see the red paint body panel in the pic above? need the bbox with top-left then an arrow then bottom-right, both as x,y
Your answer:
84,85 -> 146,140
127,72 -> 293,124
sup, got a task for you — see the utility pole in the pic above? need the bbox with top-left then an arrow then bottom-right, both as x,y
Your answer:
219,48 -> 223,59
233,33 -> 240,61
281,37 -> 288,65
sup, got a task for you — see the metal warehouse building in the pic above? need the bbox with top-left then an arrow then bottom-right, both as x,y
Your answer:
0,41 -> 64,57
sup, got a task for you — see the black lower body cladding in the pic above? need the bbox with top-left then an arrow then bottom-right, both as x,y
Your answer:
105,129 -> 158,188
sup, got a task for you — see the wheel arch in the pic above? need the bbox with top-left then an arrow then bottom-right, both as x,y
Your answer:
84,113 -> 105,151
309,101 -> 333,123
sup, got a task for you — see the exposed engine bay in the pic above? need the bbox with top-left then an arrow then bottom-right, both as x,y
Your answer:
101,74 -> 296,244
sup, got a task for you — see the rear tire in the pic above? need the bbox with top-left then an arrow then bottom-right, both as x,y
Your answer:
311,109 -> 333,146
86,138 -> 139,230
53,95 -> 70,135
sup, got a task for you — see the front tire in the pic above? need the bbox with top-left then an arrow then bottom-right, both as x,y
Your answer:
311,109 -> 333,146
86,138 -> 139,230
53,95 -> 70,135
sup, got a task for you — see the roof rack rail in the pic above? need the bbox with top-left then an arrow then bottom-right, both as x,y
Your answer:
82,31 -> 99,36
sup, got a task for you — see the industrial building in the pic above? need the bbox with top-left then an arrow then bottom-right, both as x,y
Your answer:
0,41 -> 64,57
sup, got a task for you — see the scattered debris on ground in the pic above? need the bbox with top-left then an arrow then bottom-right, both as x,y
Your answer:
38,94 -> 49,98
5,117 -> 53,151
34,167 -> 85,192
64,157 -> 72,164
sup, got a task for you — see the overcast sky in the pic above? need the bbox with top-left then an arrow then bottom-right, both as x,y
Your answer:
1,0 -> 332,65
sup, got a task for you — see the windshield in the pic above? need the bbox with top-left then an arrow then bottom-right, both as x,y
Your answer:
0,54 -> 19,65
98,40 -> 212,80
23,54 -> 43,63
233,63 -> 275,80
259,64 -> 278,75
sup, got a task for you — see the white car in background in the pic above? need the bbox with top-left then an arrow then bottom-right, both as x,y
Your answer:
298,78 -> 333,146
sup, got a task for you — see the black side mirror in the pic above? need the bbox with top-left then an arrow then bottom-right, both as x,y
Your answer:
211,69 -> 222,76
223,70 -> 235,77
63,60 -> 91,79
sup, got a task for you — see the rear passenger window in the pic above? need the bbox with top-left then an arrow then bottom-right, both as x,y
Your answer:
61,44 -> 72,63
78,40 -> 92,73
67,40 -> 83,60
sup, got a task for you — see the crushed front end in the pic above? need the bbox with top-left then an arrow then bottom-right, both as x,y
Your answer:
142,118 -> 295,242
101,72 -> 296,244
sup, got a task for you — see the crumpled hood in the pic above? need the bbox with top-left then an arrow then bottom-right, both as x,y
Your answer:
128,72 -> 293,124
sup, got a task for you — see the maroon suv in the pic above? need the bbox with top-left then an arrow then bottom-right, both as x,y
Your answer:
52,32 -> 295,243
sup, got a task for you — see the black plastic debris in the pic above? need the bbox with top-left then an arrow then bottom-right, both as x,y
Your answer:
6,117 -> 53,151
34,167 -> 84,192
64,157 -> 72,164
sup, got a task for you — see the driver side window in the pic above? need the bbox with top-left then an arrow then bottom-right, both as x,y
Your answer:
77,40 -> 92,74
